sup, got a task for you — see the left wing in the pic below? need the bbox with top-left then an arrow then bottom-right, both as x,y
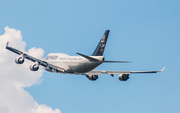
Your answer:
6,42 -> 65,72
85,67 -> 166,75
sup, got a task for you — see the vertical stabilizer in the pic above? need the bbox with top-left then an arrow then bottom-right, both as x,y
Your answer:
92,30 -> 110,56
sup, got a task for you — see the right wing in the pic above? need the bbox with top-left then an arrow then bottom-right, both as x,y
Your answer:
6,42 -> 65,72
85,67 -> 166,75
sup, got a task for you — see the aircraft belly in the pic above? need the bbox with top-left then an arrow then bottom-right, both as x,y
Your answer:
72,62 -> 102,74
68,64 -> 84,73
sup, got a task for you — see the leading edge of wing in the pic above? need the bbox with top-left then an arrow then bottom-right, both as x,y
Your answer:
85,67 -> 166,75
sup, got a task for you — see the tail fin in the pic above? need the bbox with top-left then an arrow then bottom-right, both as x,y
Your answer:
92,30 -> 110,56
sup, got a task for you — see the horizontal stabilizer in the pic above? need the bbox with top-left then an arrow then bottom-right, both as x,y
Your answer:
103,61 -> 131,63
76,52 -> 100,61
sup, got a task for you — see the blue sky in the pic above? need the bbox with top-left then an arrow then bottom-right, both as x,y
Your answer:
0,0 -> 180,113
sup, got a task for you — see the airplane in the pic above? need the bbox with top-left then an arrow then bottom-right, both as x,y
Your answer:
6,30 -> 165,81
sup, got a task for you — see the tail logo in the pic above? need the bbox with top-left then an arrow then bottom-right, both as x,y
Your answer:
100,35 -> 106,54
92,30 -> 110,56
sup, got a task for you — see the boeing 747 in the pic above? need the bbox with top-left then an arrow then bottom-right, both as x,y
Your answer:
6,30 -> 165,81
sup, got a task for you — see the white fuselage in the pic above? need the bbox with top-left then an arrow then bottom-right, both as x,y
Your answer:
44,53 -> 104,74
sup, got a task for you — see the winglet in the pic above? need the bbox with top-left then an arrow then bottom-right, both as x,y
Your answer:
5,41 -> 22,55
160,67 -> 166,72
6,41 -> 9,48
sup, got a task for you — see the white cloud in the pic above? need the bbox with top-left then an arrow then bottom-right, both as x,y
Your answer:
0,26 -> 61,113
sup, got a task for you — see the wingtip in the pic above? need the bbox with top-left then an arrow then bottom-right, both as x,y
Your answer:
161,67 -> 166,72
6,41 -> 9,48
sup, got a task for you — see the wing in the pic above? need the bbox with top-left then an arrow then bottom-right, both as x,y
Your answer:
85,67 -> 166,75
6,42 -> 65,72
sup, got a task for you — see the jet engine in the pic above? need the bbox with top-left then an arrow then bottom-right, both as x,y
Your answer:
30,64 -> 39,71
118,74 -> 129,81
85,75 -> 98,81
15,57 -> 24,64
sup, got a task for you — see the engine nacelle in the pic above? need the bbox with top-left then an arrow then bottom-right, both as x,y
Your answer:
15,57 -> 24,64
118,74 -> 130,81
85,75 -> 98,81
30,64 -> 39,71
